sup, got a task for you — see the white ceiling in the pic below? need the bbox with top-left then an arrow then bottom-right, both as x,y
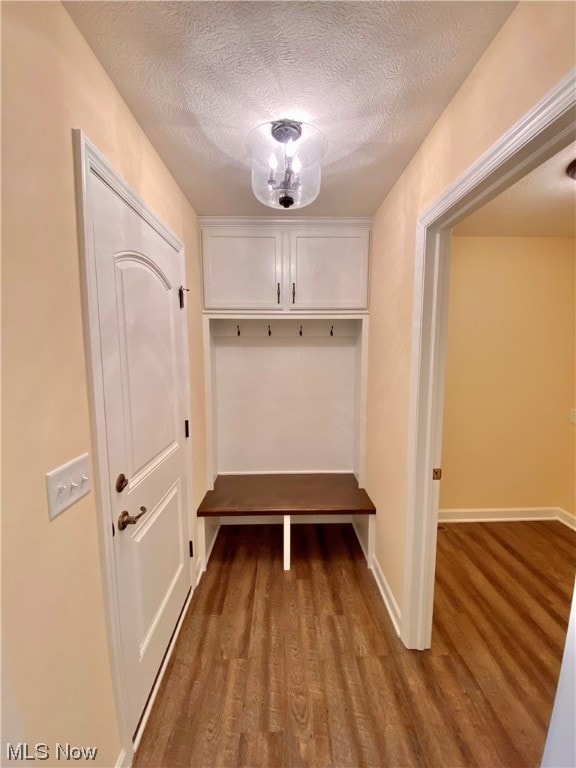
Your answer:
453,142 -> 576,237
65,1 -> 517,217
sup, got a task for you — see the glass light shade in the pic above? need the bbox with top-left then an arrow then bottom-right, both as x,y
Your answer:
248,120 -> 325,210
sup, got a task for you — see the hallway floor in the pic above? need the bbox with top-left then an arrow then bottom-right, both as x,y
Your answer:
134,521 -> 575,767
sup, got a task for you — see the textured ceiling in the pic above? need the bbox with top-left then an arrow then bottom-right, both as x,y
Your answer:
65,1 -> 516,217
454,143 -> 576,237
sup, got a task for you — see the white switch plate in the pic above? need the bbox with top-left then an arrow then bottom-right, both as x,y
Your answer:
570,409 -> 576,425
46,453 -> 91,520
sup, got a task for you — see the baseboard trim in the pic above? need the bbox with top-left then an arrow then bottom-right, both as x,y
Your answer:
195,557 -> 204,586
115,748 -> 129,768
132,587 -> 193,752
371,555 -> 401,636
205,523 -> 220,566
217,470 -> 354,476
439,507 -> 575,530
557,508 -> 576,531
352,518 -> 368,563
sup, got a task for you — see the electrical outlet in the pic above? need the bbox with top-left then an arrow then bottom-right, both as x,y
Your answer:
46,453 -> 91,520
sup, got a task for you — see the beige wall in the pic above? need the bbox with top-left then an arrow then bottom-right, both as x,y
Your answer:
3,0 -> 575,758
440,237 -> 575,515
366,2 -> 576,607
2,3 -> 207,765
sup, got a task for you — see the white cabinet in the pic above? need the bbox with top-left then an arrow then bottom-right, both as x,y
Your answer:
289,227 -> 369,310
202,226 -> 283,310
201,220 -> 370,312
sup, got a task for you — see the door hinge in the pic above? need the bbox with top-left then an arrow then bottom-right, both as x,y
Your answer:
189,540 -> 194,558
433,468 -> 442,480
178,285 -> 189,309
184,419 -> 190,438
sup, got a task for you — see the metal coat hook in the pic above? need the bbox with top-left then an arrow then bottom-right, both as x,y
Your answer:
237,325 -> 241,337
299,325 -> 303,337
330,325 -> 334,337
268,325 -> 272,337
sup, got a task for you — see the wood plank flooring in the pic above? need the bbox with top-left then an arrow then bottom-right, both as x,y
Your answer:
134,521 -> 575,767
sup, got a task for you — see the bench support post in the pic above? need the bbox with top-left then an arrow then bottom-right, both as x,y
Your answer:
283,515 -> 291,570
368,514 -> 375,568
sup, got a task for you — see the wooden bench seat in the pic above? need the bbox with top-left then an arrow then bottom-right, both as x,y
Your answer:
197,473 -> 375,569
197,473 -> 375,516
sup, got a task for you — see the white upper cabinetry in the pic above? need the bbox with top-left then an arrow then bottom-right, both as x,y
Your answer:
201,220 -> 370,312
201,226 -> 283,311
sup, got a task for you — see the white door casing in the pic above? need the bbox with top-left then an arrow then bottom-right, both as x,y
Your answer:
75,132 -> 194,749
402,70 -> 576,650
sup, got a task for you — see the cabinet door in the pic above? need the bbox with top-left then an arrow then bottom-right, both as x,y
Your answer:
202,227 -> 283,310
289,228 -> 369,310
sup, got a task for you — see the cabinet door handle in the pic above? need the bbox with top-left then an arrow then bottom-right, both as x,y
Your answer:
277,282 -> 280,304
292,282 -> 296,304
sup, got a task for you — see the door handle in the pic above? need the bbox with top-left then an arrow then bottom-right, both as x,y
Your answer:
292,282 -> 296,304
118,506 -> 147,531
277,282 -> 281,304
115,473 -> 128,492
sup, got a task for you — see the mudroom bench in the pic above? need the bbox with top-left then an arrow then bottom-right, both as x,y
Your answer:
197,473 -> 376,570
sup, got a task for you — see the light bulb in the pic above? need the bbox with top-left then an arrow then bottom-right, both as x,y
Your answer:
248,119 -> 325,209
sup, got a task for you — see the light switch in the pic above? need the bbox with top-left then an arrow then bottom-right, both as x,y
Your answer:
46,453 -> 91,520
570,409 -> 576,425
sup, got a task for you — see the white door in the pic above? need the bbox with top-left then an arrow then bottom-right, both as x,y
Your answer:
88,170 -> 192,735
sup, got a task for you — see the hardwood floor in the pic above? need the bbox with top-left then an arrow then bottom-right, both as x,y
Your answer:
134,521 -> 575,767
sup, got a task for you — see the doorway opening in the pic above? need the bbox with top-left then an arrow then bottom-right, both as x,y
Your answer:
441,144 -> 575,524
401,71 -> 575,650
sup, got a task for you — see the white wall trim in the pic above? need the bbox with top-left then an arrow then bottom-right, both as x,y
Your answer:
77,137 -> 183,252
292,514 -> 354,524
402,69 -> 576,651
132,588 -> 193,752
352,515 -> 375,567
198,216 -> 372,228
217,471 -> 357,477
73,130 -> 195,759
352,518 -> 369,562
218,514 -> 354,525
204,312 -> 369,320
371,556 -> 401,637
115,749 -> 129,768
439,507 -> 576,530
419,70 -> 576,230
205,522 -> 221,565
195,557 -> 204,585
558,509 -> 576,531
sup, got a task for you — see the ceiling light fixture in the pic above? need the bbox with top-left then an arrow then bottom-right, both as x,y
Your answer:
248,119 -> 325,209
